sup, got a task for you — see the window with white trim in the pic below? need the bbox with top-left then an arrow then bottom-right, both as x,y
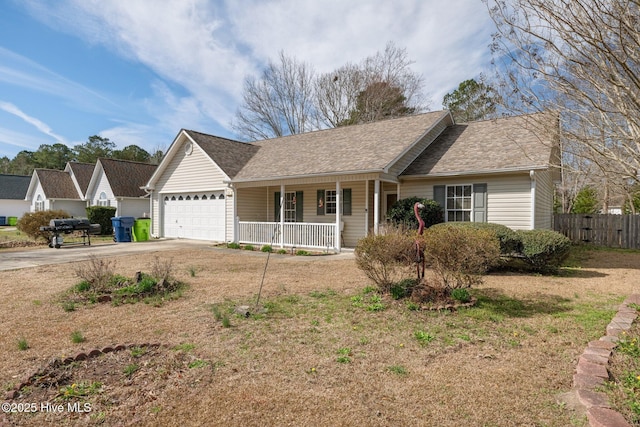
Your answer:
35,195 -> 44,212
98,192 -> 110,207
325,190 -> 337,214
284,192 -> 297,222
446,185 -> 472,222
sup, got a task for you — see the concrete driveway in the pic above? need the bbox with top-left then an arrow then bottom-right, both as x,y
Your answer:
0,239 -> 215,271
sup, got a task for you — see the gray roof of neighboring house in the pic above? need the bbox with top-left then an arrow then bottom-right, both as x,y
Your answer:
231,111 -> 449,181
35,169 -> 81,199
67,162 -> 95,194
98,158 -> 157,197
0,174 -> 31,199
401,113 -> 558,177
184,131 -> 260,179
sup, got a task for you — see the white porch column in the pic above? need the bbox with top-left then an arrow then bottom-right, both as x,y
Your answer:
279,184 -> 285,248
336,181 -> 341,252
374,179 -> 380,235
365,180 -> 369,236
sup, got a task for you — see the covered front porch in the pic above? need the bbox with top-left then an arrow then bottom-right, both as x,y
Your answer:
232,176 -> 401,252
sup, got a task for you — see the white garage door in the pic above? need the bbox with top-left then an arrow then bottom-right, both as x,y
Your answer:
163,192 -> 226,241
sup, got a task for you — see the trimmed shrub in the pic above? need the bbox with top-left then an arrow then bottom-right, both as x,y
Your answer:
514,229 -> 571,273
354,227 -> 416,292
86,206 -> 117,235
16,210 -> 71,241
387,197 -> 444,230
423,223 -> 500,290
431,222 -> 521,255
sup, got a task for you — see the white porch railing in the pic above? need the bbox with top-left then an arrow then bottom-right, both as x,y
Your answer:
238,221 -> 336,250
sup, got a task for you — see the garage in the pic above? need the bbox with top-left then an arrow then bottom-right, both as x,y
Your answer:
162,192 -> 226,241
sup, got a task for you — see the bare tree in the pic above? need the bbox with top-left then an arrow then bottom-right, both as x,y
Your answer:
487,0 -> 640,202
232,51 -> 316,140
315,42 -> 428,127
314,63 -> 364,128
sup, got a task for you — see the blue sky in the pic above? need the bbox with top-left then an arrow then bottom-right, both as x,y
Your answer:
0,0 -> 496,159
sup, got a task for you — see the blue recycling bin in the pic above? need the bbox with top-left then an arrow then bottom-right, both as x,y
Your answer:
0,216 -> 5,226
111,216 -> 135,242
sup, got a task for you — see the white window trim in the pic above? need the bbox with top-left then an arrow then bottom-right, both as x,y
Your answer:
35,195 -> 44,212
98,191 -> 110,207
445,184 -> 473,222
323,189 -> 350,216
283,191 -> 297,223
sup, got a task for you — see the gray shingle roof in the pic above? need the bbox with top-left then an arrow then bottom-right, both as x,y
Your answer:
0,174 -> 31,199
35,169 -> 81,199
231,111 -> 449,181
99,158 -> 157,197
401,114 -> 557,177
184,131 -> 260,179
67,162 -> 95,194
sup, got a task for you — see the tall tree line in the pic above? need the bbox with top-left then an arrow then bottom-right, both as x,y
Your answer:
1,136 -> 163,176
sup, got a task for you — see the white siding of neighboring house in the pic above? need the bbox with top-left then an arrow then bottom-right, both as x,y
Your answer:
400,173 -> 534,230
534,170 -> 554,230
151,139 -> 229,237
51,200 -> 87,218
90,168 -> 116,208
0,200 -> 30,218
117,198 -> 150,218
27,180 -> 86,215
30,180 -> 46,213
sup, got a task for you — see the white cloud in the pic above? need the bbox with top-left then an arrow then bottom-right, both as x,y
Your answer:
19,0 -> 496,142
0,101 -> 67,143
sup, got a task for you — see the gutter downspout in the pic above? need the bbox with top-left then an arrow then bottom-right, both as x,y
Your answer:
530,170 -> 536,230
142,187 -> 156,238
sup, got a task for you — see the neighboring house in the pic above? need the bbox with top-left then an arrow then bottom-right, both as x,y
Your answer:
85,158 -> 157,217
25,168 -> 87,217
0,174 -> 31,219
145,111 -> 560,251
65,162 -> 95,200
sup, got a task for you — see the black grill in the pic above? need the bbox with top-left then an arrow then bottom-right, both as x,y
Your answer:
40,218 -> 101,248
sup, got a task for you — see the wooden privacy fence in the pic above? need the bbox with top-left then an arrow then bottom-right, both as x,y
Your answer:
554,214 -> 640,249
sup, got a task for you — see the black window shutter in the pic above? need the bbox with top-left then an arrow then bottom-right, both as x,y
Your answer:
473,183 -> 487,222
433,185 -> 445,214
274,191 -> 281,221
295,191 -> 304,222
317,190 -> 325,216
343,188 -> 352,216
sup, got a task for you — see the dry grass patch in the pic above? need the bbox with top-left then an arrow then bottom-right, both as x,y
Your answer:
0,246 -> 638,426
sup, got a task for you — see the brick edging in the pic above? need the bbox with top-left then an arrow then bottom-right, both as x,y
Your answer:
5,343 -> 166,401
570,294 -> 640,427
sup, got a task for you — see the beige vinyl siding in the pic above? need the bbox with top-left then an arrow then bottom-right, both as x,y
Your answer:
151,194 -> 160,237
387,116 -> 453,177
155,142 -> 228,193
400,173 -> 533,230
237,187 -> 268,221
153,140 -> 230,238
534,170 -> 554,229
225,191 -> 234,242
238,182 -> 368,248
